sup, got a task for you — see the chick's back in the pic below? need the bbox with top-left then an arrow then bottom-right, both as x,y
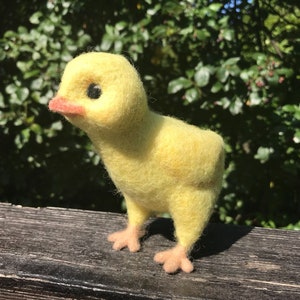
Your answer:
152,114 -> 225,188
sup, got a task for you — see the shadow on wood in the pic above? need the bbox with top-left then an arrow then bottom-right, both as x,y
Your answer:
142,217 -> 253,259
193,223 -> 253,259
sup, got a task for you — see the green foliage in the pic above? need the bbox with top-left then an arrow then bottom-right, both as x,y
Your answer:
0,0 -> 118,211
0,0 -> 299,228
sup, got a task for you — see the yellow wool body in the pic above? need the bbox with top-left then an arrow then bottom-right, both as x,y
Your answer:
50,52 -> 224,256
88,112 -> 224,249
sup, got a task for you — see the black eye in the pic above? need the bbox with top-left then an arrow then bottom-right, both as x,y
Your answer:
87,83 -> 101,99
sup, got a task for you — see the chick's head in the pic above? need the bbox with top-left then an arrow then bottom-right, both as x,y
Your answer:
49,52 -> 148,133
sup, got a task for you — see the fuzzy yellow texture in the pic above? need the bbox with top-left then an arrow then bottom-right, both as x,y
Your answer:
55,52 -> 225,250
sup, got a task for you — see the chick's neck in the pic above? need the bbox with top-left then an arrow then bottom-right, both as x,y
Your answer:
86,110 -> 161,161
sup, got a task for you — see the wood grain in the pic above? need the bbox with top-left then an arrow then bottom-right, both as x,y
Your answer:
0,202 -> 299,299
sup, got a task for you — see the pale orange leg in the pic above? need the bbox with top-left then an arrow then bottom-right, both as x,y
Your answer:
154,244 -> 194,273
155,189 -> 217,273
108,196 -> 149,252
107,224 -> 145,252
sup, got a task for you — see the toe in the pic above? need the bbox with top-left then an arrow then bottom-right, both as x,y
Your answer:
154,251 -> 167,264
163,259 -> 180,274
107,232 -> 119,242
181,258 -> 194,273
112,240 -> 125,251
127,239 -> 141,252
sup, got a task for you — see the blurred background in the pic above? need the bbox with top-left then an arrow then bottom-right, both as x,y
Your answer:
0,0 -> 299,229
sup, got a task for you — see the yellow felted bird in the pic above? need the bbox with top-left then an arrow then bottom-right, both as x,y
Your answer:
49,52 -> 225,274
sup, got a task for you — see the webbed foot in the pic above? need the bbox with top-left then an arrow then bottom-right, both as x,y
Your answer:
154,244 -> 194,273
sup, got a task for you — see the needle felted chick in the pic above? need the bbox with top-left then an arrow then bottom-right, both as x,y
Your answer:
49,52 -> 225,274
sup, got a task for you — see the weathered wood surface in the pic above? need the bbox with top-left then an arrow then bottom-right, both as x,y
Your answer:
0,202 -> 299,300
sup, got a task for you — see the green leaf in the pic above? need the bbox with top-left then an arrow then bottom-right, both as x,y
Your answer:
15,128 -> 31,149
17,61 -> 30,73
277,68 -> 294,78
216,97 -> 230,109
62,24 -> 71,36
254,147 -> 274,163
249,92 -> 262,106
147,4 -> 161,16
253,53 -> 267,65
223,29 -> 234,41
185,88 -> 200,103
229,97 -> 243,115
208,3 -> 222,12
224,57 -> 240,66
114,40 -> 123,52
24,70 -> 40,79
4,30 -> 16,38
31,78 -> 43,90
100,34 -> 113,51
195,29 -> 211,41
116,21 -> 127,31
282,104 -> 296,113
293,130 -> 300,144
77,32 -> 91,47
211,81 -> 223,93
105,24 -> 115,36
207,19 -> 217,29
39,90 -> 53,105
219,16 -> 229,27
51,121 -> 63,131
240,70 -> 249,81
0,47 -> 5,61
217,67 -> 229,83
0,93 -> 5,108
18,26 -> 28,34
5,84 -> 17,95
19,44 -> 33,53
282,105 -> 300,120
266,73 -> 279,86
17,87 -> 29,102
29,12 -> 43,24
168,77 -> 192,94
194,67 -> 210,87
185,69 -> 195,79
180,26 -> 194,36
30,123 -> 42,135
44,23 -> 55,34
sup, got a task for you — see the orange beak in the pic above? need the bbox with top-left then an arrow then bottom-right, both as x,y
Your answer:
48,96 -> 85,116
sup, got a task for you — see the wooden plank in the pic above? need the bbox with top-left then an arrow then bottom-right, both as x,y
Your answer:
0,202 -> 299,299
